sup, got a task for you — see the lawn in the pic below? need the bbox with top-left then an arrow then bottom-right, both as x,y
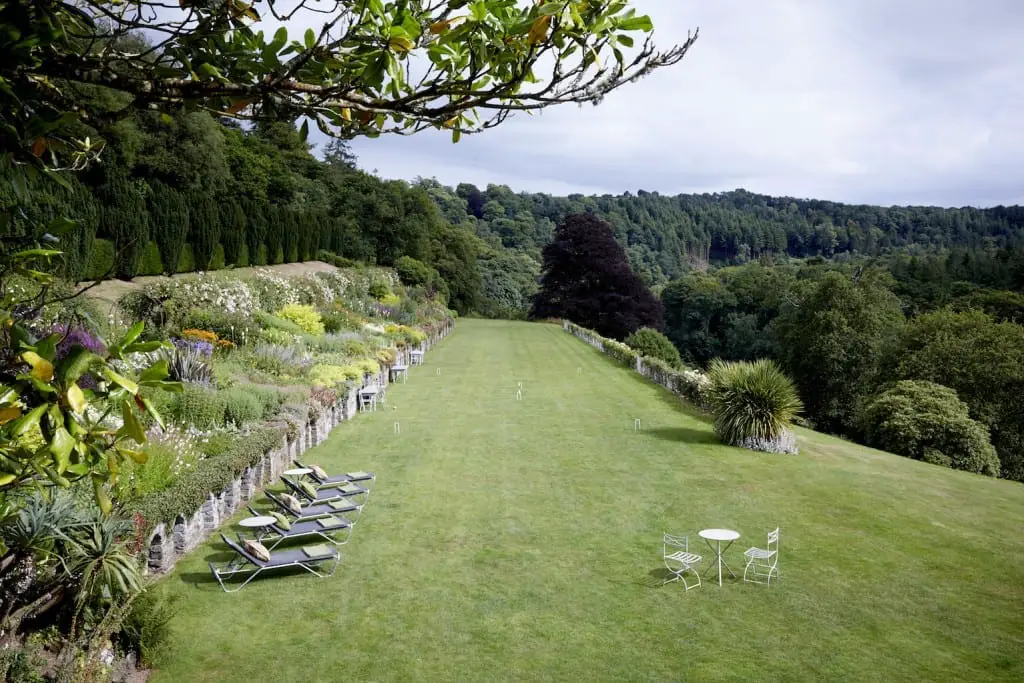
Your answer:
151,319 -> 1024,682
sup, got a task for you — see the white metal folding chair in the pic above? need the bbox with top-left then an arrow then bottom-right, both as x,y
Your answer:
743,527 -> 780,585
663,533 -> 702,590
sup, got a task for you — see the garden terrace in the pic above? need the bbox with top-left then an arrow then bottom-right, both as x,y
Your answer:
150,320 -> 1024,682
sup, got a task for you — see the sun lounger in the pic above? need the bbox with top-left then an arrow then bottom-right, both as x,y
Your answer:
209,533 -> 340,593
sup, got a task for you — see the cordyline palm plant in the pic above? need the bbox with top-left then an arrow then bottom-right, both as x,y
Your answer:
706,359 -> 803,446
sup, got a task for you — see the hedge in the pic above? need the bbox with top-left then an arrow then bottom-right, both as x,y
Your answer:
176,243 -> 196,273
138,241 -> 165,276
125,425 -> 287,535
85,238 -> 116,280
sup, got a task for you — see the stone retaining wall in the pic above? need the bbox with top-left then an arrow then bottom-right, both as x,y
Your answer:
145,318 -> 455,574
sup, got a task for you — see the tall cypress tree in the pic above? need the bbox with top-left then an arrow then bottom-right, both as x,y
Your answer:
187,192 -> 221,270
97,175 -> 148,279
150,182 -> 189,275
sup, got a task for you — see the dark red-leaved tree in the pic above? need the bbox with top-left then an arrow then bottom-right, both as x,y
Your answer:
531,213 -> 663,339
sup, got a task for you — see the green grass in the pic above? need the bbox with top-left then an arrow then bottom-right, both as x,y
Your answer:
151,319 -> 1024,682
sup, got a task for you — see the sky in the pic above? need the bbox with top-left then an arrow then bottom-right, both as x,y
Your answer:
326,1 -> 1024,207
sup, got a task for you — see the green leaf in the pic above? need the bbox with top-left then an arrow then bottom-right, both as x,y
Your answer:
66,383 -> 87,414
103,368 -> 138,395
50,427 -> 74,473
299,119 -> 309,142
304,28 -> 315,49
124,341 -> 165,354
120,321 -> 145,348
93,476 -> 112,516
12,248 -> 63,260
11,404 -> 46,437
118,400 -> 146,443
618,16 -> 654,32
46,216 -> 79,235
21,351 -> 54,382
139,360 -> 170,384
56,347 -> 101,385
141,396 -> 165,430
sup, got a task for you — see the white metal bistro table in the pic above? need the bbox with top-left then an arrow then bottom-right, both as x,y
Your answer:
409,349 -> 424,366
238,515 -> 278,543
699,528 -> 740,586
358,385 -> 380,412
283,467 -> 313,482
390,364 -> 408,384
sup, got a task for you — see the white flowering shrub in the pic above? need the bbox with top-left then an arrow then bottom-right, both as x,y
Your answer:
247,268 -> 300,311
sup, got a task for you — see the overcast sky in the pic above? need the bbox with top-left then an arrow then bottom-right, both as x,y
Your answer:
332,1 -> 1024,207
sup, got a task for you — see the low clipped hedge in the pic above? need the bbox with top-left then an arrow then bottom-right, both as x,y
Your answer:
126,425 -> 287,535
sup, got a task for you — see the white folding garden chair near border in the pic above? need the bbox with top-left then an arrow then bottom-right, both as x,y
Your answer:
743,527 -> 780,586
662,533 -> 702,590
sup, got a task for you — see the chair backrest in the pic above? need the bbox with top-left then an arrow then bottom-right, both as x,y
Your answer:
767,528 -> 780,554
220,533 -> 266,567
663,533 -> 688,555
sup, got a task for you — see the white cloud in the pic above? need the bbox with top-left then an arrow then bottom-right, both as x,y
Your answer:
325,1 -> 1024,206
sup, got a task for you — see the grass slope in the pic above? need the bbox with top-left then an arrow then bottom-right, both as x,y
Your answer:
151,319 -> 1024,682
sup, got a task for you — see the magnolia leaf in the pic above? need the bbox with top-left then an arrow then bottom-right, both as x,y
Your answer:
93,476 -> 112,516
120,321 -> 145,348
11,404 -> 46,437
119,400 -> 146,443
225,98 -> 253,115
57,347 -> 101,385
50,427 -> 74,473
122,448 -> 148,464
66,383 -> 87,414
124,341 -> 165,354
12,248 -> 63,260
142,396 -> 165,430
103,367 -> 139,395
389,36 -> 415,53
0,406 -> 22,424
31,137 -> 47,157
429,19 -> 452,34
0,473 -> 16,487
22,351 -> 55,382
528,16 -> 552,45
139,360 -> 170,383
618,15 -> 654,32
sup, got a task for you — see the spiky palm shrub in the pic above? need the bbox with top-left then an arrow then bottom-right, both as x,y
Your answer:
707,358 -> 803,450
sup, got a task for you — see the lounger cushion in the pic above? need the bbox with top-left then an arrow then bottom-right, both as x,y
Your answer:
335,482 -> 362,494
269,511 -> 291,531
243,539 -> 271,562
347,471 -> 372,480
302,544 -> 332,558
311,464 -> 329,481
299,480 -> 318,500
317,515 -> 342,529
281,493 -> 303,516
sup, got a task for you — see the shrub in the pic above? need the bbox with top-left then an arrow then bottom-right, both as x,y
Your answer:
254,310 -> 306,336
254,243 -> 268,266
113,425 -> 207,500
395,255 -> 433,287
707,359 -> 803,453
317,250 -> 359,268
625,327 -> 682,369
859,381 -> 1000,476
260,328 -> 297,346
603,338 -> 638,366
180,309 -> 259,344
309,364 -> 354,388
235,243 -> 250,267
85,238 -> 116,280
250,344 -> 312,377
139,240 -> 165,275
356,358 -> 380,376
322,308 -> 365,332
368,280 -> 392,300
272,245 -> 284,265
222,386 -> 264,426
171,385 -> 226,429
119,589 -> 179,667
176,243 -> 196,273
275,303 -> 324,335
